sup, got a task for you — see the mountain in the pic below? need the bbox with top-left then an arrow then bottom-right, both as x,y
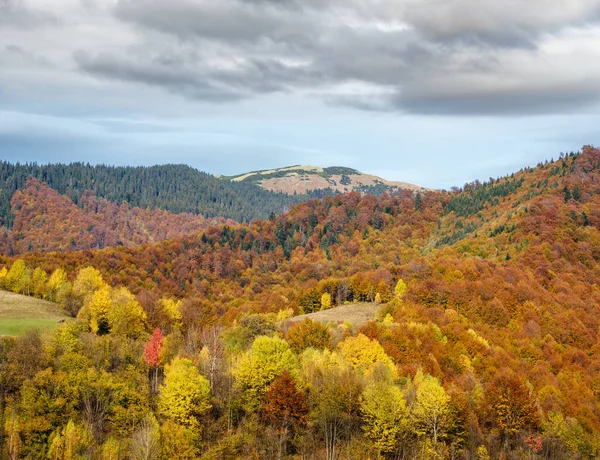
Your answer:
0,162 -> 423,256
2,146 -> 600,458
0,161 -> 306,227
225,165 -> 427,195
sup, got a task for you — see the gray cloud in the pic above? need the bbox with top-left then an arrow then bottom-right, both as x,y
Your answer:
0,0 -> 56,27
42,0 -> 600,115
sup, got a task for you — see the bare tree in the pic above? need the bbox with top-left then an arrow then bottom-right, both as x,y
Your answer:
130,417 -> 159,460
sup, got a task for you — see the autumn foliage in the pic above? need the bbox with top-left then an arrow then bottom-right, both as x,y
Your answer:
1,147 -> 600,458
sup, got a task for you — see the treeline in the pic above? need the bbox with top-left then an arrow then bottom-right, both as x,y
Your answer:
0,161 -> 312,226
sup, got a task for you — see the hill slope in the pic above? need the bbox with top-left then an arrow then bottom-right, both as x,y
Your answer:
0,289 -> 67,336
2,146 -> 600,457
0,161 -> 306,227
0,178 -> 235,255
227,165 -> 427,195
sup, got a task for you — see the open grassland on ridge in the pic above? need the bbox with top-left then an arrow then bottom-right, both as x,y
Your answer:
0,289 -> 68,336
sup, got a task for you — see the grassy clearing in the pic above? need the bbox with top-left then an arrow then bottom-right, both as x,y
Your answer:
286,302 -> 380,327
0,289 -> 69,336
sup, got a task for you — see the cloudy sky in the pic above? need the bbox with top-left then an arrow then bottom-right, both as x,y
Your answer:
2,0 -> 600,188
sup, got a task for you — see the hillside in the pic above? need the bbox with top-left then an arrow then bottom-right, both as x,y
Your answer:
0,161 -> 307,227
227,165 -> 427,195
0,289 -> 67,336
0,178 -> 235,255
2,146 -> 600,458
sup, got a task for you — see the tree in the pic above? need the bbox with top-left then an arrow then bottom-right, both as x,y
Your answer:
320,292 -> 332,310
233,335 -> 298,412
262,371 -> 309,460
130,415 -> 160,460
394,278 -> 407,299
360,381 -> 410,454
159,298 -> 183,331
486,371 -> 538,440
78,286 -> 112,334
144,328 -> 164,394
159,420 -> 197,459
303,349 -> 362,460
411,374 -> 451,444
6,259 -> 30,295
285,319 -> 331,354
47,268 -> 71,306
31,267 -> 48,299
108,287 -> 147,338
337,333 -> 396,378
572,184 -> 581,201
47,420 -> 92,460
158,358 -> 211,428
72,266 -> 107,300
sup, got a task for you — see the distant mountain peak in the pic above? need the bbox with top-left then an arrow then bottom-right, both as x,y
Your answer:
226,165 -> 426,195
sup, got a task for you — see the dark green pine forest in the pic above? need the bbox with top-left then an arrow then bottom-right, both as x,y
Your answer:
0,162 -> 310,226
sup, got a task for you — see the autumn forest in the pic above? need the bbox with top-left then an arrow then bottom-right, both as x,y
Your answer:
1,146 -> 600,459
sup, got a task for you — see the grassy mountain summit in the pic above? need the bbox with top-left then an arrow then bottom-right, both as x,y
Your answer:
226,164 -> 427,195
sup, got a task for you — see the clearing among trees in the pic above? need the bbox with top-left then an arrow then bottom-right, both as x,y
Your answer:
0,289 -> 68,336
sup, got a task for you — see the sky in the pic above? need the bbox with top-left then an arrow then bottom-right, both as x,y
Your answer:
2,0 -> 600,189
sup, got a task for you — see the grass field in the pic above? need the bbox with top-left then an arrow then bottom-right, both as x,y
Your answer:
285,302 -> 380,327
0,289 -> 69,336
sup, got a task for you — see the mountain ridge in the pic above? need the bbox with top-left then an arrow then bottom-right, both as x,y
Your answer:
225,164 -> 427,195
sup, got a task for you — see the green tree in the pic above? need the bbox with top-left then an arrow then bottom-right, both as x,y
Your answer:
158,358 -> 211,428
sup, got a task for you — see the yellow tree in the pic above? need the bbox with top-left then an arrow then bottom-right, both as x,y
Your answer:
320,293 -> 332,310
6,259 -> 30,295
31,267 -> 48,299
160,298 -> 183,330
394,279 -> 407,300
47,268 -> 70,303
72,266 -> 107,300
160,420 -> 197,459
337,334 -> 396,378
360,381 -> 411,454
158,358 -> 211,428
47,420 -> 92,460
233,335 -> 298,412
411,374 -> 451,444
108,287 -> 147,338
301,348 -> 362,460
78,286 -> 112,334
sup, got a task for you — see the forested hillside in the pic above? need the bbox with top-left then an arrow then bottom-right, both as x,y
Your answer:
1,147 -> 599,459
0,161 -> 305,226
0,178 -> 236,256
